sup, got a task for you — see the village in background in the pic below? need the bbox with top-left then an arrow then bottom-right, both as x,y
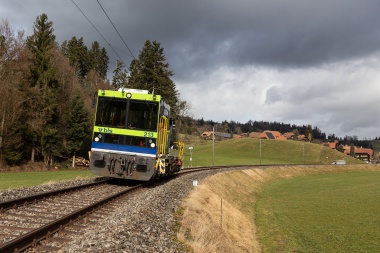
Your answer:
199,129 -> 376,164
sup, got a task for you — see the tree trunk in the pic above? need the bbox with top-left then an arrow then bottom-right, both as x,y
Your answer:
72,153 -> 75,168
31,145 -> 35,162
0,111 -> 4,149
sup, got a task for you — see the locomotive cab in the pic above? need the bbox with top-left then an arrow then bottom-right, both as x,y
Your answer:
90,88 -> 183,181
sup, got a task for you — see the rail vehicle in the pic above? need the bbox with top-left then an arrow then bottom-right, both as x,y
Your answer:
89,88 -> 184,181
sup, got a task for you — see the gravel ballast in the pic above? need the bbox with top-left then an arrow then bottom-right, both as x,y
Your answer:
1,171 -> 218,252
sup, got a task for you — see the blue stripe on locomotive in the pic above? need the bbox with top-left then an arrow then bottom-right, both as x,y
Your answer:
91,142 -> 156,156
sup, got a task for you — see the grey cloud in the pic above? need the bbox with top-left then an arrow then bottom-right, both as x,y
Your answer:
4,0 -> 380,79
2,0 -> 380,138
265,86 -> 281,104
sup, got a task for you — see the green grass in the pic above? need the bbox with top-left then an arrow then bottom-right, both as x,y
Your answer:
0,138 -> 364,191
182,138 -> 362,167
255,171 -> 380,252
0,169 -> 94,191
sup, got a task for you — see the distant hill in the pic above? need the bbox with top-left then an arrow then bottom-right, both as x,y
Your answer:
179,136 -> 363,167
178,117 -> 376,151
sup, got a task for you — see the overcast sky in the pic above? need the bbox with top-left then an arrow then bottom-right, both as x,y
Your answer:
2,0 -> 380,139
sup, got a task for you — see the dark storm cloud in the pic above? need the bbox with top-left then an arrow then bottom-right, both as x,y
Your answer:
2,0 -> 380,138
139,0 -> 380,81
146,0 -> 380,77
3,0 -> 380,77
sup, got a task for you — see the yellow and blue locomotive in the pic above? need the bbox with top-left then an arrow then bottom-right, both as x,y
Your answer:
89,88 -> 184,181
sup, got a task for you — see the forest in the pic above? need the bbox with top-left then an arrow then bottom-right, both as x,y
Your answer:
0,14 -> 181,166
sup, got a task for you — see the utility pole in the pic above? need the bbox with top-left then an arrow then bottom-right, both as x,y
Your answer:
303,143 -> 305,164
189,147 -> 193,167
260,138 -> 262,165
212,127 -> 215,167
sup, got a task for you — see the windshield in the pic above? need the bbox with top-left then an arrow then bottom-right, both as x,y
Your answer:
95,97 -> 158,131
95,98 -> 126,127
127,100 -> 158,131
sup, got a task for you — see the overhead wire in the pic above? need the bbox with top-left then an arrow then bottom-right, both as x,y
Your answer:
70,0 -> 123,61
97,0 -> 136,59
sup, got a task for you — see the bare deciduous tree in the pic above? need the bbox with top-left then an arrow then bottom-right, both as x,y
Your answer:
0,19 -> 29,164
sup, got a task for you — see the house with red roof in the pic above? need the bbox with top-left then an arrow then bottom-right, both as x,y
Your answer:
283,132 -> 295,140
297,134 -> 308,141
201,131 -> 214,139
259,131 -> 287,140
323,141 -> 337,149
342,145 -> 374,162
249,132 -> 262,138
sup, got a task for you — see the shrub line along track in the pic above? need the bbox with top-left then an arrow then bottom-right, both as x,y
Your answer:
0,167 -> 225,252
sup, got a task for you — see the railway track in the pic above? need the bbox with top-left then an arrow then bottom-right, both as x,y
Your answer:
0,167 -> 220,252
0,179 -> 146,252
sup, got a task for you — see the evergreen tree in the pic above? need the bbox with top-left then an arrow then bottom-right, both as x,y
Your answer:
41,126 -> 60,165
350,144 -> 356,157
128,40 -> 179,114
336,144 -> 344,153
199,117 -> 204,126
112,60 -> 128,89
99,47 -> 109,79
76,37 -> 88,78
87,41 -> 99,71
60,40 -> 68,56
66,93 -> 90,167
63,36 -> 88,79
63,38 -> 109,81
26,13 -> 59,163
293,129 -> 299,140
305,125 -> 313,142
88,41 -> 109,79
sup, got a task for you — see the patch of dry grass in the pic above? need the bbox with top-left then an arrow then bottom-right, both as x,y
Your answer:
177,164 -> 380,252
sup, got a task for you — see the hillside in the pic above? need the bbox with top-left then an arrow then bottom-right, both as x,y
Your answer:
178,165 -> 380,252
179,136 -> 363,167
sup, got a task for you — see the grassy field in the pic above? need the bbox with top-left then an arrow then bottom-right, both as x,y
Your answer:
178,165 -> 380,253
256,171 -> 380,252
182,138 -> 362,167
0,138 -> 362,191
0,169 -> 94,191
1,137 -> 378,252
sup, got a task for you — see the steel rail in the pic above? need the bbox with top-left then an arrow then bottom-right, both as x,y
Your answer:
0,183 -> 144,253
0,180 -> 108,210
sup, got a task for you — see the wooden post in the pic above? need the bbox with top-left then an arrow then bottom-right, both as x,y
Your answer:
221,198 -> 223,229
